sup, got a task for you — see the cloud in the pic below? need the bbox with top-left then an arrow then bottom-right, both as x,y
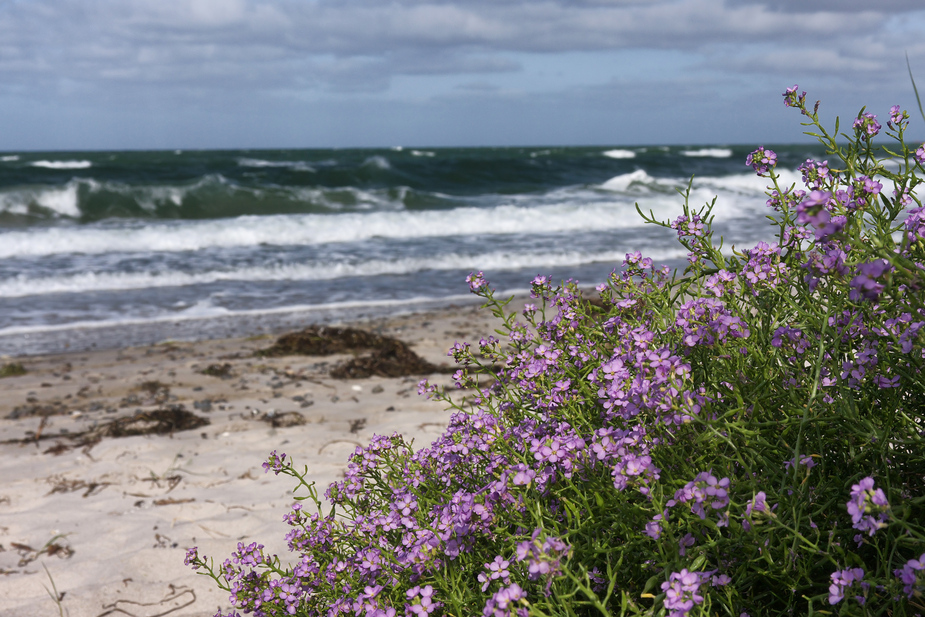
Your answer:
2,0 -> 921,95
1,0 -> 925,149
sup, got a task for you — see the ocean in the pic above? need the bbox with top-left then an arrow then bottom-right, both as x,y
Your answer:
0,144 -> 824,356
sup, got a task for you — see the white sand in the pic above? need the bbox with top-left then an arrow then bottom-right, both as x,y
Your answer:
0,305 -> 504,616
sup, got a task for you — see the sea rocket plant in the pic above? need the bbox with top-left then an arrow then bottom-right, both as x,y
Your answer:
187,88 -> 925,616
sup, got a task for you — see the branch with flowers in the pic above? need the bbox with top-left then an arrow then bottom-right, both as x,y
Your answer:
185,87 -> 925,617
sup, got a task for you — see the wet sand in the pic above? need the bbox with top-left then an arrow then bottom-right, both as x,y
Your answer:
0,303 -> 506,617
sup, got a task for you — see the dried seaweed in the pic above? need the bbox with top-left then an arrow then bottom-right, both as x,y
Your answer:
199,363 -> 234,378
329,338 -> 450,379
0,362 -> 26,378
256,325 -> 386,357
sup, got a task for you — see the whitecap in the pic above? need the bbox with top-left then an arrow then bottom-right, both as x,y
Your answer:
410,150 -> 436,157
680,148 -> 733,158
603,149 -> 637,159
237,158 -> 315,172
600,169 -> 651,191
30,160 -> 93,169
362,156 -> 391,169
1,155 -> 19,162
0,246 -> 691,298
0,183 -> 761,259
0,180 -> 82,218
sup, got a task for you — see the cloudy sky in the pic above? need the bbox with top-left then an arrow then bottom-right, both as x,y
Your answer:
1,0 -> 924,150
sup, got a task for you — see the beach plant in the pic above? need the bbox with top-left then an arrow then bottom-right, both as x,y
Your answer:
186,87 -> 925,617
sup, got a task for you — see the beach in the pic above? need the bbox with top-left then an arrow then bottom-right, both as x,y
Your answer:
0,144 -> 796,615
0,303 -> 504,617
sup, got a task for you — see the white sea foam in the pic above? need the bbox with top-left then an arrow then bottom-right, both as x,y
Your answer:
363,156 -> 391,169
0,246 -> 691,298
410,150 -> 436,157
1,155 -> 19,162
237,158 -> 316,172
600,169 -> 651,191
0,294 -> 477,338
603,149 -> 637,159
0,185 -> 758,259
30,160 -> 93,169
680,148 -> 733,158
0,180 -> 82,218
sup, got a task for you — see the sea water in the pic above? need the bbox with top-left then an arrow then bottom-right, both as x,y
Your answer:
0,145 -> 825,355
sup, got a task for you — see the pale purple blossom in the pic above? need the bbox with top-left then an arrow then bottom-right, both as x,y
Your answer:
746,147 -> 778,175
854,112 -> 881,138
828,568 -> 867,605
482,584 -> 526,617
467,271 -> 489,293
661,570 -> 705,617
847,477 -> 890,536
894,553 -> 925,598
783,84 -> 805,108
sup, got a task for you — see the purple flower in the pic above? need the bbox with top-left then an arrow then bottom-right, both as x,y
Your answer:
798,159 -> 830,190
746,147 -> 778,176
515,529 -> 570,592
745,491 -> 771,518
853,175 -> 882,206
263,450 -> 287,475
889,105 -> 908,129
853,112 -> 881,139
674,471 -> 730,520
467,271 -> 489,293
894,553 -> 925,598
184,546 -> 200,569
478,556 -> 512,591
482,584 -> 526,617
916,144 -> 925,166
847,477 -> 890,536
678,533 -> 695,556
712,574 -> 731,587
783,84 -> 806,108
849,259 -> 892,302
828,568 -> 867,605
784,454 -> 816,471
406,585 -> 439,616
661,569 -> 705,617
741,242 -> 787,293
704,270 -> 736,297
796,190 -> 833,227
644,512 -> 666,539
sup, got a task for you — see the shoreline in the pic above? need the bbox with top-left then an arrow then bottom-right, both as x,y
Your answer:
0,301 -> 511,617
0,294 -> 491,359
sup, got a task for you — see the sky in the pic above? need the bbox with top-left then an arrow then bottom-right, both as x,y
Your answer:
1,0 -> 924,150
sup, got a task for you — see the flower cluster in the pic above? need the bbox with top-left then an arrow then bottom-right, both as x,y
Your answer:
746,147 -> 777,176
829,567 -> 868,605
854,112 -> 881,139
847,477 -> 890,536
661,569 -> 705,617
895,554 -> 925,598
185,86 -> 925,617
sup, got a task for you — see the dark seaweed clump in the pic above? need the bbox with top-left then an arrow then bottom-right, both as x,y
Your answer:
257,325 -> 453,379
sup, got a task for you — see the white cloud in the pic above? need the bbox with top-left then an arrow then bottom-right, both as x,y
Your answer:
1,0 -> 924,148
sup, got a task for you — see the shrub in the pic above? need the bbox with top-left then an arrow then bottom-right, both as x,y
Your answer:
186,87 -> 925,617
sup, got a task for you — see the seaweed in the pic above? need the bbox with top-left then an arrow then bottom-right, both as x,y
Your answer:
0,362 -> 26,378
256,325 -> 386,357
329,338 -> 449,379
257,325 -> 454,379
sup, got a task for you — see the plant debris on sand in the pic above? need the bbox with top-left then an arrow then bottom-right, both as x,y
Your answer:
3,406 -> 210,454
257,325 -> 454,379
0,361 -> 26,378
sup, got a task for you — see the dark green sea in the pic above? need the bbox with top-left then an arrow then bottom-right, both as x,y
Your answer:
0,144 -> 828,355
